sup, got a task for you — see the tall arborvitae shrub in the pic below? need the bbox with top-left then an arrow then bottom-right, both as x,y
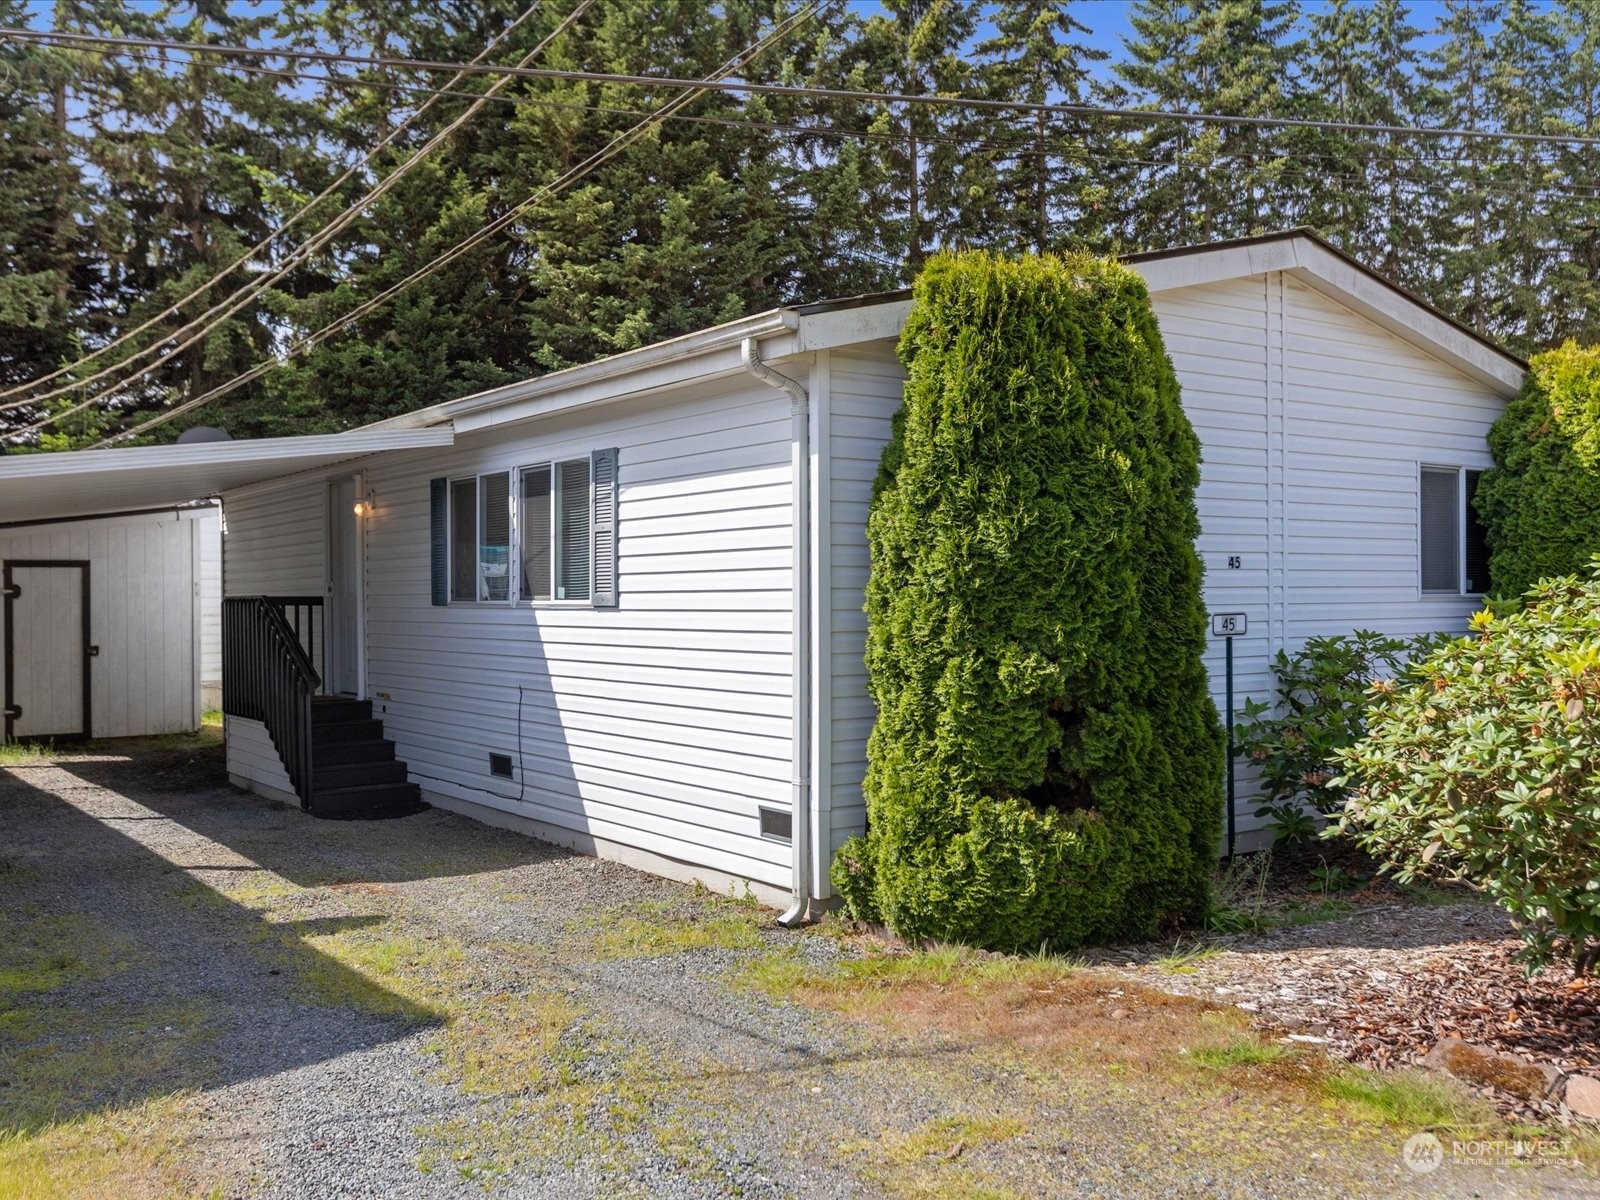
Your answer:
831,250 -> 1224,951
1478,344 -> 1600,599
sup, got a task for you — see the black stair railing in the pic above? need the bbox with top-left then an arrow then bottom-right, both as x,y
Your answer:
222,596 -> 324,808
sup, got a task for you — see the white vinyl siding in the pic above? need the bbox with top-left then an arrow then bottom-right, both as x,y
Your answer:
223,477 -> 325,598
822,274 -> 1508,856
826,345 -> 905,864
312,378 -> 794,889
197,505 -> 222,695
1151,270 -> 1503,846
0,508 -> 207,740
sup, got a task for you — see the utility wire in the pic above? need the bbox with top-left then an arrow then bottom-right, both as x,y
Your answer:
6,23 -> 1600,149
65,3 -> 818,447
56,39 -> 1600,188
1,1 -> 594,416
0,4 -> 545,405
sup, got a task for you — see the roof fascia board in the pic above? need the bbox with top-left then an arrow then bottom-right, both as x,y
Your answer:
0,425 -> 455,483
1128,236 -> 1523,398
450,334 -> 805,434
374,309 -> 797,432
796,299 -> 914,352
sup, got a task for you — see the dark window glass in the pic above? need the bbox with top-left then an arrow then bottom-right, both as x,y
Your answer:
557,458 -> 591,601
521,466 -> 553,601
480,472 -> 510,601
1420,467 -> 1461,593
1465,470 -> 1491,594
450,478 -> 477,601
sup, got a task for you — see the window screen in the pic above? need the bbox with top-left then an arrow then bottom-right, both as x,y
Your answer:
557,458 -> 591,601
1420,466 -> 1461,593
1464,470 -> 1490,594
521,465 -> 554,601
480,472 -> 511,601
450,478 -> 477,601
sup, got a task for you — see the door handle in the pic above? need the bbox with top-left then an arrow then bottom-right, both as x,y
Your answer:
87,645 -> 99,657
3,705 -> 20,720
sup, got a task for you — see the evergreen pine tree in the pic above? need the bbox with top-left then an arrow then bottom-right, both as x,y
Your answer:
970,0 -> 1110,254
1112,0 -> 1303,246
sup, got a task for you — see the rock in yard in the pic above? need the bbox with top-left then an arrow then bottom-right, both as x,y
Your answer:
1562,1073 -> 1600,1119
1421,1037 -> 1561,1101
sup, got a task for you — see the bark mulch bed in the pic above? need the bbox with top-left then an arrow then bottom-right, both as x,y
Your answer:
1097,894 -> 1600,1124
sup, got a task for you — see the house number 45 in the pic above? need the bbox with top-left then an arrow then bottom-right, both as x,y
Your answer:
1226,555 -> 1242,569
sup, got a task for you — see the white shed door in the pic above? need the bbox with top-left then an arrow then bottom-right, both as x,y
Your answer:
5,562 -> 89,741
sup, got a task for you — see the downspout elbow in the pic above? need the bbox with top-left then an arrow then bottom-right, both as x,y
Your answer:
741,336 -> 817,928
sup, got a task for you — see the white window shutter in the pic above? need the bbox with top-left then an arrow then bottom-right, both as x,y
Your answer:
591,447 -> 619,608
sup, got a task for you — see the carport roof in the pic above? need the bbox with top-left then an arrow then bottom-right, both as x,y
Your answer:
0,426 -> 454,524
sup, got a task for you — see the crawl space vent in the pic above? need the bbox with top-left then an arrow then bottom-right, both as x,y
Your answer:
758,806 -> 792,843
489,753 -> 514,779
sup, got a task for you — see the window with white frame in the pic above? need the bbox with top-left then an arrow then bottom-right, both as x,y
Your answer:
448,471 -> 511,602
435,451 -> 617,608
1420,465 -> 1490,595
519,458 -> 591,601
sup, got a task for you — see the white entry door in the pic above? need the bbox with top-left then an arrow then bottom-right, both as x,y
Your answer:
326,477 -> 362,696
4,561 -> 91,741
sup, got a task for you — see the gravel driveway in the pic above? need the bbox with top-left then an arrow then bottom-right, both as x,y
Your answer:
3,737 -> 1597,1199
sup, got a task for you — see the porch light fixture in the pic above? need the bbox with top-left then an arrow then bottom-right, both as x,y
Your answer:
353,490 -> 376,517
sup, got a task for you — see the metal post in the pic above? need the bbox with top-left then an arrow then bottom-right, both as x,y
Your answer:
1225,634 -> 1236,862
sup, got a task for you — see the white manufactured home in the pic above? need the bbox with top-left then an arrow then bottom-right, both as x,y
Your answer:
0,230 -> 1526,915
0,504 -> 220,743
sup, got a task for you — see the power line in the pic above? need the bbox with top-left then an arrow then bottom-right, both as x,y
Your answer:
0,4 -> 548,405
7,23 -> 1600,150
41,36 -> 1600,213
58,37 -> 1600,186
67,4 -> 819,447
2,1 -> 595,417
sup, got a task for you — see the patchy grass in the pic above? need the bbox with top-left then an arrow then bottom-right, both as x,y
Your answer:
589,895 -> 766,959
742,942 -> 1080,1000
0,1096 -> 219,1200
847,1114 -> 1027,1165
838,1113 -> 1030,1200
1321,1065 -> 1499,1134
2,1002 -> 214,1134
0,913 -> 132,1001
135,726 -> 223,753
201,708 -> 223,728
210,865 -> 586,1100
0,741 -> 51,765
1153,941 -> 1224,974
1188,1033 -> 1300,1071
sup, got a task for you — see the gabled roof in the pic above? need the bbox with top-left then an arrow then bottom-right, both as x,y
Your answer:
1124,227 -> 1526,397
0,228 -> 1524,526
376,227 -> 1523,434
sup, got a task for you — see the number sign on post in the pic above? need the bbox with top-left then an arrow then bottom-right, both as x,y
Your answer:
1212,612 -> 1247,638
1211,612 -> 1248,860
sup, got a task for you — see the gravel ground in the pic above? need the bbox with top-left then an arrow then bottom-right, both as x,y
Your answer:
4,739 -> 1598,1199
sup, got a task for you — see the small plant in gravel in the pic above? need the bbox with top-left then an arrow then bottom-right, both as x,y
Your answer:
1235,632 -> 1440,847
1205,851 -> 1272,933
1336,562 -> 1600,974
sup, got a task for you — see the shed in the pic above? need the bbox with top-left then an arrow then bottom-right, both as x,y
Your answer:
0,504 -> 220,742
0,428 -> 456,745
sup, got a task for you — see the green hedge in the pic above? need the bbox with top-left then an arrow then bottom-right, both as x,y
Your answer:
1478,342 -> 1600,599
831,250 -> 1224,951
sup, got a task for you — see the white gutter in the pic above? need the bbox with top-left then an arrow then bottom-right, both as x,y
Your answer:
741,336 -> 818,927
369,308 -> 799,432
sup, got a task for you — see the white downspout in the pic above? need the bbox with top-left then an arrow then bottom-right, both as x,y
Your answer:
741,336 -> 817,927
